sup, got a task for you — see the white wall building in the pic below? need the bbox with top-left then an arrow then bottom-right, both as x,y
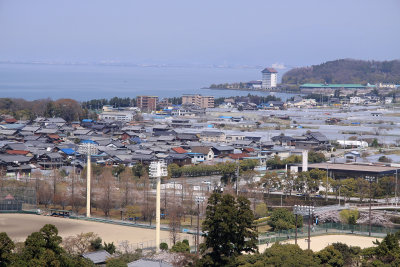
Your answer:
261,68 -> 278,88
98,111 -> 135,122
350,96 -> 364,104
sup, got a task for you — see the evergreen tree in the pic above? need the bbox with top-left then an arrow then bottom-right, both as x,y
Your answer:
199,193 -> 257,266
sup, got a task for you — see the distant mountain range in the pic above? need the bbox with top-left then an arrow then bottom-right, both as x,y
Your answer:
281,59 -> 400,85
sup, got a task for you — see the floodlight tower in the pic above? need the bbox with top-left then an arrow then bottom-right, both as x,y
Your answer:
79,141 -> 97,218
149,160 -> 168,253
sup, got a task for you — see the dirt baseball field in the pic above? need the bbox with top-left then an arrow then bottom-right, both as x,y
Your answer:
259,234 -> 383,252
0,214 -> 192,247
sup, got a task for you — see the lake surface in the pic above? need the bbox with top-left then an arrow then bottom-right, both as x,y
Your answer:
0,63 -> 294,101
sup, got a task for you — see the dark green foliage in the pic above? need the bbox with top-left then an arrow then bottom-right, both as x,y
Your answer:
199,193 -> 258,266
282,59 -> 400,85
132,163 -> 146,178
90,237 -> 103,251
268,208 -> 303,231
315,245 -> 344,266
308,151 -> 326,163
104,242 -> 116,254
170,241 -> 190,253
0,232 -> 15,267
331,243 -> 361,266
112,164 -> 126,177
236,243 -> 317,267
159,242 -> 168,251
82,97 -> 135,109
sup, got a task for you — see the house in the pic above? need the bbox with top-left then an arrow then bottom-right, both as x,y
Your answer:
200,131 -> 226,142
191,146 -> 214,161
165,153 -> 191,166
37,153 -> 64,169
176,133 -> 199,142
212,145 -> 235,157
226,152 -> 250,160
187,152 -> 205,164
171,147 -> 187,154
271,135 -> 295,147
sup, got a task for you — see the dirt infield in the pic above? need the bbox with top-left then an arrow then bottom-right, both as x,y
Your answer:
0,214 -> 192,246
259,234 -> 383,252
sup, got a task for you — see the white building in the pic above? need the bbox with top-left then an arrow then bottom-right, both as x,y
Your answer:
350,96 -> 364,104
98,111 -> 135,122
261,68 -> 278,88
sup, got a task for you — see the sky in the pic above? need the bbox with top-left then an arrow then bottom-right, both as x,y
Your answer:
0,0 -> 399,68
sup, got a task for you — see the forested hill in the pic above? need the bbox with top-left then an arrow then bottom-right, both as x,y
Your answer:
282,59 -> 400,85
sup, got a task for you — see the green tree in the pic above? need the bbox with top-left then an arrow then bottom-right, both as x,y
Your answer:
218,162 -> 237,185
254,203 -> 268,218
0,232 -> 15,267
259,171 -> 280,197
236,243 -> 317,267
132,163 -> 146,178
199,193 -> 258,266
268,208 -> 303,231
315,245 -> 344,267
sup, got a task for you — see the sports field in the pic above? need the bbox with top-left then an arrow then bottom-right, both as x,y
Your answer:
259,234 -> 383,252
0,214 -> 192,247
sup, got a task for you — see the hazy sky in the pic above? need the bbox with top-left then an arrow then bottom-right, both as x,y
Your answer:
0,0 -> 399,67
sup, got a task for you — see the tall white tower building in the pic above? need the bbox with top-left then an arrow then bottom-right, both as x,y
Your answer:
261,68 -> 278,88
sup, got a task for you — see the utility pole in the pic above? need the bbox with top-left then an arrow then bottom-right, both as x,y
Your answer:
366,176 -> 374,236
325,165 -> 329,202
86,152 -> 91,217
195,196 -> 205,255
149,160 -> 168,253
235,159 -> 240,195
395,169 -> 398,206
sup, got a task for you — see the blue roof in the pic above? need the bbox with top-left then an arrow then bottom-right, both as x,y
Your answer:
82,119 -> 93,122
80,140 -> 97,144
60,148 -> 76,155
219,116 -> 232,119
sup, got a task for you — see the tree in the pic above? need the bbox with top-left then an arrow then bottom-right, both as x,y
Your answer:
120,168 -> 133,208
218,162 -> 237,185
236,243 -> 317,267
268,208 -> 303,231
315,245 -> 344,267
378,155 -> 392,163
0,232 -> 15,267
132,163 -> 145,179
260,171 -> 280,197
97,168 -> 115,217
254,203 -> 268,218
199,193 -> 258,266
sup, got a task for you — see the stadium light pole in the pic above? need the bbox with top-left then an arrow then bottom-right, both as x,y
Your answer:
149,160 -> 168,253
86,151 -> 91,217
196,196 -> 205,255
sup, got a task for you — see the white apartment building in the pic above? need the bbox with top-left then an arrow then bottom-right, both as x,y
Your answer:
261,68 -> 278,88
98,111 -> 135,122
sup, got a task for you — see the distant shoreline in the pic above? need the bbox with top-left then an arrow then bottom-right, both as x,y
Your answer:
202,87 -> 299,94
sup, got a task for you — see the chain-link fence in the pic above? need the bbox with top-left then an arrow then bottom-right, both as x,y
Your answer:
258,222 -> 399,245
0,186 -> 36,211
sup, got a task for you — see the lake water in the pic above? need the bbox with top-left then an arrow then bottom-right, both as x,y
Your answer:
0,63 -> 294,101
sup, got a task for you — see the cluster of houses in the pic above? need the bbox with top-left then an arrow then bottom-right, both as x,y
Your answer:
0,112 -> 335,178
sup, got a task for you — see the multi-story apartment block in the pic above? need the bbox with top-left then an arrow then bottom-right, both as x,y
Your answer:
136,96 -> 158,112
261,68 -> 278,88
182,94 -> 214,108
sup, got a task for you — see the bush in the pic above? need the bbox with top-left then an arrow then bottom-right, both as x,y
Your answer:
268,208 -> 303,231
106,258 -> 127,267
160,242 -> 168,251
170,241 -> 190,253
255,203 -> 268,218
339,209 -> 359,224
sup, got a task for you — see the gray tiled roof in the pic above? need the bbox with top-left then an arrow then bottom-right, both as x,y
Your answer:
82,250 -> 111,264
